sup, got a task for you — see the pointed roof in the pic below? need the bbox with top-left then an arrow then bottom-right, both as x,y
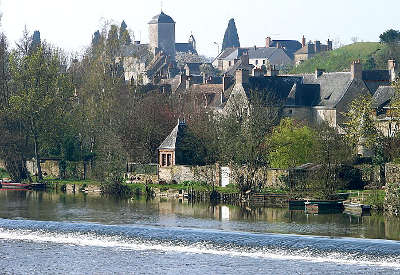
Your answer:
149,11 -> 175,24
158,120 -> 186,150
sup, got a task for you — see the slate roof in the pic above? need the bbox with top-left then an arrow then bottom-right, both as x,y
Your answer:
185,63 -> 203,75
372,86 -> 395,108
247,47 -> 293,65
363,70 -> 391,94
148,11 -> 175,24
243,76 -> 303,101
158,121 -> 186,150
269,40 -> 302,57
224,59 -> 254,76
176,43 -> 197,54
300,72 -> 353,107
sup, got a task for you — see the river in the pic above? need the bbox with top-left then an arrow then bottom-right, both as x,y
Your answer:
0,189 -> 399,274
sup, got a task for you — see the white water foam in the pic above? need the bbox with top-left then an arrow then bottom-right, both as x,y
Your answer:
0,228 -> 399,269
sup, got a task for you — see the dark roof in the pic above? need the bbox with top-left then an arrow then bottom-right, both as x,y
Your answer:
363,70 -> 390,82
300,72 -> 353,107
372,86 -> 395,108
243,76 -> 303,100
270,40 -> 302,58
286,83 -> 321,106
185,63 -> 202,74
148,11 -> 175,24
175,43 -> 197,54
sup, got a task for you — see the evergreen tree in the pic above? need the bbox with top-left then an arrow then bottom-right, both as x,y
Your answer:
222,18 -> 240,51
119,20 -> 132,46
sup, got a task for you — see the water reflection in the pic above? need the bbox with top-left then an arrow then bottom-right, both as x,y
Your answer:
0,189 -> 399,240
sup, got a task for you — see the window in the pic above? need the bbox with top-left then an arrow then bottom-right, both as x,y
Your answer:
162,154 -> 166,167
167,154 -> 172,166
228,61 -> 232,67
263,60 -> 266,65
255,60 -> 258,65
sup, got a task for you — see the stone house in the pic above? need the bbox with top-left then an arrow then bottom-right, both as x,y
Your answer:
222,60 -> 394,131
371,60 -> 400,137
294,36 -> 333,65
213,47 -> 292,73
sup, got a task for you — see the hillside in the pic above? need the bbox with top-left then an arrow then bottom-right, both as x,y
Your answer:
290,42 -> 392,74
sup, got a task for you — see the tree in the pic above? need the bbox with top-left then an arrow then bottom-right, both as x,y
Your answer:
222,18 -> 240,51
218,91 -> 282,192
8,43 -> 73,181
119,20 -> 132,46
343,94 -> 379,156
268,118 -> 316,169
380,29 -> 400,44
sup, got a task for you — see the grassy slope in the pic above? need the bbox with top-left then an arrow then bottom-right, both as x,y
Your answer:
290,42 -> 385,74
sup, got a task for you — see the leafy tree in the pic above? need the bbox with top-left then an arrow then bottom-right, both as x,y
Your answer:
268,118 -> 316,169
8,44 -> 73,181
218,91 -> 282,192
380,29 -> 400,44
343,95 -> 379,155
222,18 -> 240,51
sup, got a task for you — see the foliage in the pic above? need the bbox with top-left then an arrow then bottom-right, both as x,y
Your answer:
268,118 -> 316,169
380,29 -> 400,44
218,91 -> 282,192
343,95 -> 379,153
222,18 -> 240,51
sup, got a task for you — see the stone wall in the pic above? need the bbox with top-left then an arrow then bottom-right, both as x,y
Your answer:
26,159 -> 60,178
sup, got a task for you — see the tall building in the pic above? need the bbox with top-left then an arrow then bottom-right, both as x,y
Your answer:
148,11 -> 176,61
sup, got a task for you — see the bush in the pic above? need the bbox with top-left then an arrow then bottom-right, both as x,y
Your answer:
101,178 -> 133,198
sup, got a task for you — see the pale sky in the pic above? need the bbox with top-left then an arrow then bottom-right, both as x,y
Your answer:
1,0 -> 400,57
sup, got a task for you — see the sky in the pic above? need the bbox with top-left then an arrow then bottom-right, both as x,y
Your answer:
1,0 -> 400,58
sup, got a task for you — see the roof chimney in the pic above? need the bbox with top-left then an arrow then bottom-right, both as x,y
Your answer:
302,35 -> 306,47
266,37 -> 271,48
388,60 -> 398,82
351,60 -> 362,80
266,65 -> 279,77
240,51 -> 249,66
235,69 -> 249,85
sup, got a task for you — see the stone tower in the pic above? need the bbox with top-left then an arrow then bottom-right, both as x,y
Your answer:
148,11 -> 176,61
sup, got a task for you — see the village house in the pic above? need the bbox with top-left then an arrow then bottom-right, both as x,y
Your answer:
294,36 -> 333,65
371,60 -> 400,137
222,60 -> 395,132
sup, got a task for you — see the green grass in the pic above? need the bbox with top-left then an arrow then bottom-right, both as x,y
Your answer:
0,168 -> 9,179
290,42 -> 386,74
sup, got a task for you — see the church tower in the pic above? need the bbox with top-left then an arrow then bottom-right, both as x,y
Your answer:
148,11 -> 176,61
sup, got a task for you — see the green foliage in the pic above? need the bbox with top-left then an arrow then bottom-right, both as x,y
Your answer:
343,94 -> 379,151
0,168 -> 9,178
380,29 -> 400,44
268,118 -> 315,169
222,18 -> 240,51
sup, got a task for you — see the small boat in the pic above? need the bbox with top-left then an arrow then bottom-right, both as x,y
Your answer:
0,182 -> 31,189
305,201 -> 344,214
343,202 -> 371,215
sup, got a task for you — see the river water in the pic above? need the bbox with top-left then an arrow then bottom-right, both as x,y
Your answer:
0,189 -> 399,274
